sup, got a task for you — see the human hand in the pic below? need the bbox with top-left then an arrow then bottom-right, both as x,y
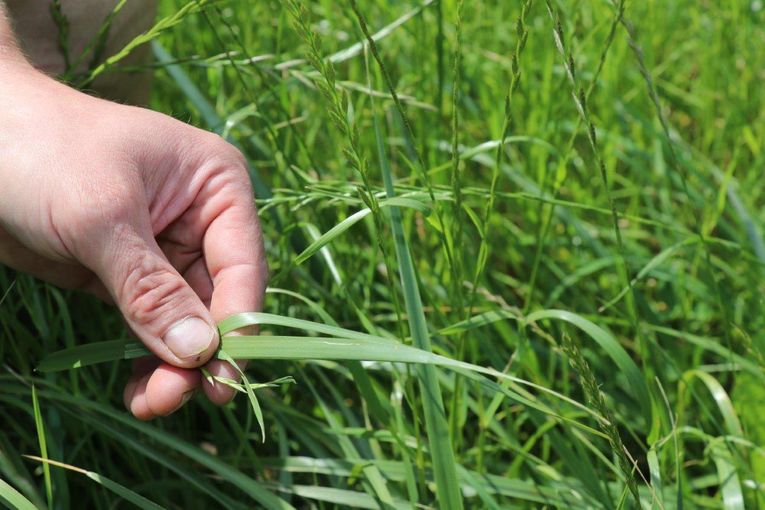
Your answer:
0,59 -> 267,419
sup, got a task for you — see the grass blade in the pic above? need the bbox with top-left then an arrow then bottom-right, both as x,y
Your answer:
278,485 -> 406,509
30,386 -> 52,510
36,340 -> 127,372
439,308 -> 651,418
216,351 -> 267,443
680,371 -> 745,510
24,456 -> 165,510
25,386 -> 296,509
0,478 -> 37,510
526,310 -> 651,418
294,208 -> 371,266
358,21 -> 463,504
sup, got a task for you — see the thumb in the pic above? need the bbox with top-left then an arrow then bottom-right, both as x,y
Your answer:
90,225 -> 219,368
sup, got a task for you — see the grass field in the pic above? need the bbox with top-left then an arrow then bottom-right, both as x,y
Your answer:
2,0 -> 765,508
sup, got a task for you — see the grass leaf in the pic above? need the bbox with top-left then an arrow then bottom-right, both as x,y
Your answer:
0,478 -> 38,510
24,456 -> 166,510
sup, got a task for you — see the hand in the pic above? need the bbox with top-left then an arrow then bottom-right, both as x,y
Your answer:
0,59 -> 267,419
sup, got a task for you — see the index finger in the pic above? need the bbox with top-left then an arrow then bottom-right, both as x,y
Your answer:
199,158 -> 268,403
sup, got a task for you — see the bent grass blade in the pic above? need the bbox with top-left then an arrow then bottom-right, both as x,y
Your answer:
440,308 -> 651,419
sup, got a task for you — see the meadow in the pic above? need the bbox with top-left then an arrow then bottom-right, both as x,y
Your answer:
2,0 -> 765,508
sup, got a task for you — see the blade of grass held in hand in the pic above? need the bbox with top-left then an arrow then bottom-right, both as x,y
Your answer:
37,314 -> 603,424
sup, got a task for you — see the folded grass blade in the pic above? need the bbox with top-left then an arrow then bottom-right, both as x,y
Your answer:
440,308 -> 652,419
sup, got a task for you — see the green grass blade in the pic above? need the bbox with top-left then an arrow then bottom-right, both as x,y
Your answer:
365,40 -> 463,508
29,387 -> 296,510
217,351 -> 267,443
279,485 -> 407,509
30,386 -> 52,510
87,473 -> 164,510
682,371 -> 743,436
294,208 -> 371,265
25,456 -> 166,510
218,312 -> 393,342
680,371 -> 745,510
36,340 -> 128,372
220,336 -> 438,363
0,478 -> 38,510
294,198 -> 431,266
526,309 -> 651,418
38,321 -> 603,426
647,449 -> 664,510
439,308 -> 651,418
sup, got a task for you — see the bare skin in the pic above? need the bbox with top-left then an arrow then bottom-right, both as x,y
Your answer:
0,2 -> 267,419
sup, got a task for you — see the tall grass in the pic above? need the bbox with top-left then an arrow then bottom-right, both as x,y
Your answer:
2,1 -> 765,509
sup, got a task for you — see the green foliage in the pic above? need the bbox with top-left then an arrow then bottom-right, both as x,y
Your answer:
2,0 -> 765,508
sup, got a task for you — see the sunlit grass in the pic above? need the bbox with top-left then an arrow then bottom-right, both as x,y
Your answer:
2,0 -> 765,508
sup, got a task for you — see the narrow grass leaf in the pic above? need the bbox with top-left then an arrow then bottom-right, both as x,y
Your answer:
27,386 -> 296,510
24,456 -> 166,510
366,46 -> 464,508
680,371 -> 745,510
39,325 -> 603,424
279,485 -> 408,509
31,386 -> 52,510
0,478 -> 37,510
293,198 -> 430,266
526,310 -> 652,417
440,308 -> 651,418
218,350 -> 267,443
36,339 -> 127,372
647,449 -> 664,510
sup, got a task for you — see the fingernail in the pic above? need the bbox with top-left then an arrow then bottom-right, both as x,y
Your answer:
163,317 -> 216,361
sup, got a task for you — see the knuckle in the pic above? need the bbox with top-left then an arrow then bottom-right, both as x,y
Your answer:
201,132 -> 245,162
122,260 -> 186,327
198,136 -> 250,181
